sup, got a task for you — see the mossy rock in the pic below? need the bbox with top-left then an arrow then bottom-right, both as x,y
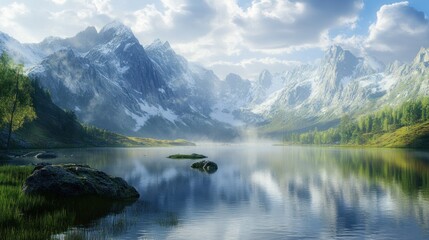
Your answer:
23,163 -> 140,200
191,160 -> 218,174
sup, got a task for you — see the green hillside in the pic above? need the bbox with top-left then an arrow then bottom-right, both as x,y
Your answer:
1,81 -> 194,149
0,54 -> 193,149
283,98 -> 429,148
368,121 -> 429,148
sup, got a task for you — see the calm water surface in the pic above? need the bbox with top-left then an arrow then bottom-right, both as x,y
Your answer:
46,144 -> 429,239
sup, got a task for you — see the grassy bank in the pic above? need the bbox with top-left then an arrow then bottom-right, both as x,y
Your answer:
0,165 -> 134,240
0,165 -> 74,240
367,121 -> 429,148
279,121 -> 429,149
277,121 -> 429,149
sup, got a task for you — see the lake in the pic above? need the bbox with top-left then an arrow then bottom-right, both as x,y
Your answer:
43,144 -> 429,239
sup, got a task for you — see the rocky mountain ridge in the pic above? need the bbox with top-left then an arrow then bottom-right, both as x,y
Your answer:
2,22 -> 429,139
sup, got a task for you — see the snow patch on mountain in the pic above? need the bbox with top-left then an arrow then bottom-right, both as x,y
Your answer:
210,103 -> 245,127
125,100 -> 179,131
138,101 -> 178,123
251,89 -> 282,115
124,109 -> 150,132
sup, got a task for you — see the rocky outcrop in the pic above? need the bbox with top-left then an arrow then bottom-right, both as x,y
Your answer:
23,163 -> 139,200
191,160 -> 218,174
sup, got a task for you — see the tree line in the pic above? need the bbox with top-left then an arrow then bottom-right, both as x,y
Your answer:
284,98 -> 429,145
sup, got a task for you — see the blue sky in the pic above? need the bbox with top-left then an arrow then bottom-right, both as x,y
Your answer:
0,0 -> 429,79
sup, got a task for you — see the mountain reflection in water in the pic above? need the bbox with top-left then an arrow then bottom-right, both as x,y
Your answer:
48,145 -> 429,240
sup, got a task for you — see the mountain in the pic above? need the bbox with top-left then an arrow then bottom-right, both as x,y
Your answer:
145,39 -> 220,116
19,22 -> 237,140
0,32 -> 43,66
0,81 -> 193,149
34,26 -> 100,55
251,46 -> 429,136
2,22 -> 429,141
382,47 -> 429,105
210,73 -> 252,126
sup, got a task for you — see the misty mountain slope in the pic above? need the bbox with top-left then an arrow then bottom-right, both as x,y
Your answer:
253,46 -> 429,136
250,46 -> 392,135
145,38 -> 264,128
145,39 -> 220,116
23,22 -> 236,140
0,32 -> 44,66
380,48 -> 429,106
2,81 -> 195,149
3,21 -> 429,140
33,26 -> 100,55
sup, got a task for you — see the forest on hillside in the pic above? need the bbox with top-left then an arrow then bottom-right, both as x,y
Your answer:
284,98 -> 429,146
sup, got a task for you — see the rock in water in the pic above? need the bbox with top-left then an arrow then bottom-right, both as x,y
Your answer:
191,160 -> 218,174
23,164 -> 140,200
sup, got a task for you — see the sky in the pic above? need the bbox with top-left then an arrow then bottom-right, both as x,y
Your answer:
1,0 -> 429,80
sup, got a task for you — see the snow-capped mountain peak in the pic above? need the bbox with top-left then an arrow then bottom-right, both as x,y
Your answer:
413,47 -> 429,65
3,21 -> 429,140
20,22 -> 237,140
257,69 -> 273,89
100,21 -> 133,38
147,39 -> 174,53
323,45 -> 359,68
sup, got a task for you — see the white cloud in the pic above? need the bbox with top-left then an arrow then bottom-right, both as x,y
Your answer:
51,0 -> 67,5
5,0 -> 427,79
331,34 -> 366,57
90,0 -> 112,15
233,0 -> 363,50
128,0 -> 217,42
0,2 -> 29,27
128,0 -> 363,78
0,2 -> 34,41
365,1 -> 429,63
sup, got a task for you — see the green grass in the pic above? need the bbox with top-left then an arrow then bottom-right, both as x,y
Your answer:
0,165 -> 74,240
279,120 -> 429,149
167,153 -> 207,159
368,121 -> 429,148
13,121 -> 196,149
125,137 -> 196,147
0,165 -> 135,240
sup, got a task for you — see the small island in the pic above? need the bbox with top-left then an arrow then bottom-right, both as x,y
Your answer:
167,153 -> 207,159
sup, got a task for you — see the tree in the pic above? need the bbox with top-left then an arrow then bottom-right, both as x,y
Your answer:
339,115 -> 353,144
0,53 -> 36,150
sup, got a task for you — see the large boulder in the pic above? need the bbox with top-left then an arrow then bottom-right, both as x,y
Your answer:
23,163 -> 139,200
